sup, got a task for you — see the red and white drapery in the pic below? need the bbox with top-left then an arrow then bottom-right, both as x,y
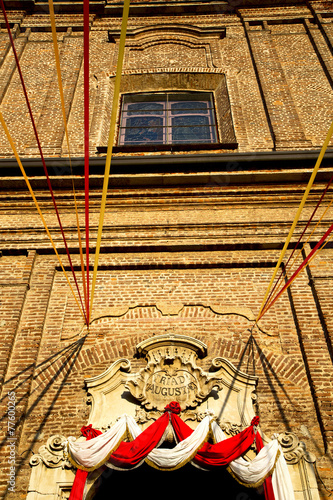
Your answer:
65,402 -> 294,500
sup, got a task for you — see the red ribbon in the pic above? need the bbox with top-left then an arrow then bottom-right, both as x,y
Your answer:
261,173 -> 333,316
260,219 -> 333,319
83,0 -> 90,321
0,0 -> 87,324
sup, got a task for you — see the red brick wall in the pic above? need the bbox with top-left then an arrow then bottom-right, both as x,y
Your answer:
1,177 -> 333,497
0,1 -> 333,498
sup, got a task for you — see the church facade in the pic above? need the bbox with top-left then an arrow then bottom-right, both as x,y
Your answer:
0,0 -> 333,498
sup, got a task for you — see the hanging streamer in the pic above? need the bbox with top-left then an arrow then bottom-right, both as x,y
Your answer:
89,0 -> 131,320
0,0 -> 87,324
261,173 -> 333,315
83,0 -> 90,322
258,221 -> 333,321
48,0 -> 88,318
256,119 -> 333,322
0,111 -> 86,322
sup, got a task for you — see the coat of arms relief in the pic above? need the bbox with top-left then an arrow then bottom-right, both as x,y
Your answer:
84,333 -> 258,430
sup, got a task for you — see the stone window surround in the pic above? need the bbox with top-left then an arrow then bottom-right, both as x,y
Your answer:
97,70 -> 238,153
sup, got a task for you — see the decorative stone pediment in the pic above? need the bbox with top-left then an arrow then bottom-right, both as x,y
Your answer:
84,334 -> 258,429
27,335 -> 321,500
125,334 -> 223,412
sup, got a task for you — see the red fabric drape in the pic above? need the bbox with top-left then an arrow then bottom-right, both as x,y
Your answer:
256,432 -> 276,500
168,411 -> 193,440
170,412 -> 256,467
68,470 -> 88,500
194,428 -> 255,467
69,425 -> 102,500
170,413 -> 273,498
108,412 -> 170,468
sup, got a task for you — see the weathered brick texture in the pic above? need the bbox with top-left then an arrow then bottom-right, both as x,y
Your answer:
0,1 -> 333,499
0,1 -> 333,156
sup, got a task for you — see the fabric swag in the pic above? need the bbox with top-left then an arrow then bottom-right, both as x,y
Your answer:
65,402 -> 294,500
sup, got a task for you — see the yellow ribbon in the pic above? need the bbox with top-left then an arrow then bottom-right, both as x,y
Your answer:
89,0 -> 130,320
260,193 -> 333,318
0,111 -> 86,322
256,119 -> 333,322
48,0 -> 88,316
260,229 -> 333,319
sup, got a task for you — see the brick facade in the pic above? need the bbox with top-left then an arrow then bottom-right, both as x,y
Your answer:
0,0 -> 333,498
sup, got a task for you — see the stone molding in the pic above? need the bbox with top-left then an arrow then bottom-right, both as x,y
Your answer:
70,302 -> 261,341
27,334 -> 320,500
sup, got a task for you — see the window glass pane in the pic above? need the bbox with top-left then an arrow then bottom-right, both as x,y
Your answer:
171,101 -> 209,114
172,116 -> 215,143
126,102 -> 164,115
123,116 -> 164,144
172,115 -> 210,127
125,116 -> 164,128
172,126 -> 214,143
124,128 -> 164,144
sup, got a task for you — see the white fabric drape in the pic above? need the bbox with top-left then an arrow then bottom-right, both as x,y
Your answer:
231,440 -> 279,485
211,421 -> 295,500
271,448 -> 295,500
67,415 -> 132,469
105,415 -> 212,471
212,421 -> 279,483
147,415 -> 211,470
